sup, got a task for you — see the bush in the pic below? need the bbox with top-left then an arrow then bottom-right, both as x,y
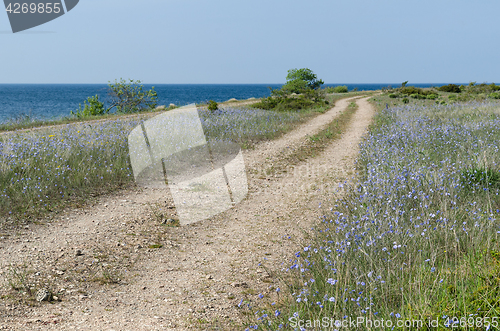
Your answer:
437,84 -> 461,93
274,99 -> 314,111
402,98 -> 409,104
426,93 -> 438,100
400,86 -> 433,96
252,96 -> 278,110
331,85 -> 348,93
107,78 -> 158,113
489,92 -> 500,99
252,88 -> 328,112
463,83 -> 500,95
207,100 -> 219,111
388,94 -> 398,98
410,93 -> 425,99
71,95 -> 107,118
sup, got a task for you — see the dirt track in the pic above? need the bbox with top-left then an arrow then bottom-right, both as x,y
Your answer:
0,96 -> 375,330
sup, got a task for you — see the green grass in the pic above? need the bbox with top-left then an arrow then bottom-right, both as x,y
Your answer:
461,167 -> 500,192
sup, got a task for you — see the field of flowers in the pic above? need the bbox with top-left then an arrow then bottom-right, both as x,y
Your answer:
248,100 -> 500,330
0,107 -> 308,220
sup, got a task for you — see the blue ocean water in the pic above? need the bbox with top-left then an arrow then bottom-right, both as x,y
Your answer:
0,83 -> 445,124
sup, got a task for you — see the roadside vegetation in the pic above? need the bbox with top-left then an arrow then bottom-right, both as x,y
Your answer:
383,81 -> 500,106
245,90 -> 500,330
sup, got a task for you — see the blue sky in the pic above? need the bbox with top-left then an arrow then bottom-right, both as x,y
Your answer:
1,0 -> 499,84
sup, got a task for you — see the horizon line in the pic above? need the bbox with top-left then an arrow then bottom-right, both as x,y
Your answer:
0,82 -> 490,85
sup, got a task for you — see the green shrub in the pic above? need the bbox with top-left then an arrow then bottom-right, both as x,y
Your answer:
410,93 -> 425,99
463,83 -> 500,95
252,96 -> 278,110
331,85 -> 348,93
253,95 -> 328,112
400,86 -> 421,95
426,93 -> 438,100
489,92 -> 500,99
71,95 -> 107,118
207,100 -> 219,111
274,98 -> 315,111
252,87 -> 327,111
325,86 -> 348,93
388,94 -> 398,98
400,86 -> 434,96
449,94 -> 457,100
402,98 -> 409,104
437,84 -> 461,93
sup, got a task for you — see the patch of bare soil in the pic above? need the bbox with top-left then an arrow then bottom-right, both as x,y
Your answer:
0,96 -> 375,330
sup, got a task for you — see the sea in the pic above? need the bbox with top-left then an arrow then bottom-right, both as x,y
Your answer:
0,83 -> 446,124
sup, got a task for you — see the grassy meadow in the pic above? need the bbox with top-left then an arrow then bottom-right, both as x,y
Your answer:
245,95 -> 500,330
0,100 -> 345,221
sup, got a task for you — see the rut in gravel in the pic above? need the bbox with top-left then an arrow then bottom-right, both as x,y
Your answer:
0,96 -> 375,330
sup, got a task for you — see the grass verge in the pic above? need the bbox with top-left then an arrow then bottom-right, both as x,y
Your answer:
243,99 -> 500,330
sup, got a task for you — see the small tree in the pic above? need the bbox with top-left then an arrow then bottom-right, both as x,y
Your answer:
107,78 -> 158,113
71,95 -> 107,118
282,68 -> 324,94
